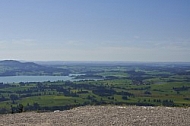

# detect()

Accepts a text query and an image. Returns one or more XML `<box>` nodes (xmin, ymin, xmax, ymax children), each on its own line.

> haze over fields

<box><xmin>0</xmin><ymin>0</ymin><xmax>190</xmax><ymax>62</ymax></box>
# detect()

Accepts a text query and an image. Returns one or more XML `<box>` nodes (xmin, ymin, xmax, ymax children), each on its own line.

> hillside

<box><xmin>0</xmin><ymin>60</ymin><xmax>70</xmax><ymax>76</ymax></box>
<box><xmin>0</xmin><ymin>106</ymin><xmax>189</xmax><ymax>126</ymax></box>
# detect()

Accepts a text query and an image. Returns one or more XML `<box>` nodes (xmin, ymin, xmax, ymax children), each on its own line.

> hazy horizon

<box><xmin>0</xmin><ymin>0</ymin><xmax>190</xmax><ymax>62</ymax></box>
<box><xmin>1</xmin><ymin>59</ymin><xmax>190</xmax><ymax>64</ymax></box>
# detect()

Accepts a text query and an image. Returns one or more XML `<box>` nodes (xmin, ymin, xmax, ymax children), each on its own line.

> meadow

<box><xmin>0</xmin><ymin>61</ymin><xmax>190</xmax><ymax>113</ymax></box>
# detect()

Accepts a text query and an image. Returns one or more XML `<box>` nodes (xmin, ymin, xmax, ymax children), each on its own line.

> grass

<box><xmin>19</xmin><ymin>95</ymin><xmax>78</xmax><ymax>107</ymax></box>
<box><xmin>0</xmin><ymin>63</ymin><xmax>190</xmax><ymax>113</ymax></box>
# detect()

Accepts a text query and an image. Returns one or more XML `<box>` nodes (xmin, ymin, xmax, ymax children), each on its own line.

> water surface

<box><xmin>0</xmin><ymin>75</ymin><xmax>73</xmax><ymax>83</ymax></box>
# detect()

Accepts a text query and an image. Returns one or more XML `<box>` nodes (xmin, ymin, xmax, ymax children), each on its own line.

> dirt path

<box><xmin>0</xmin><ymin>106</ymin><xmax>190</xmax><ymax>126</ymax></box>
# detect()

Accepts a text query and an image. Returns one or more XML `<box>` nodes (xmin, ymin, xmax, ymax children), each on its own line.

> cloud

<box><xmin>0</xmin><ymin>39</ymin><xmax>37</xmax><ymax>50</ymax></box>
<box><xmin>11</xmin><ymin>39</ymin><xmax>37</xmax><ymax>46</ymax></box>
<box><xmin>0</xmin><ymin>37</ymin><xmax>190</xmax><ymax>62</ymax></box>
<box><xmin>152</xmin><ymin>39</ymin><xmax>190</xmax><ymax>50</ymax></box>
<box><xmin>66</xmin><ymin>40</ymin><xmax>82</xmax><ymax>46</ymax></box>
<box><xmin>133</xmin><ymin>36</ymin><xmax>140</xmax><ymax>39</ymax></box>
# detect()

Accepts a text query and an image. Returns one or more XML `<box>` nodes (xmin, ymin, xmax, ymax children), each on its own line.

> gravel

<box><xmin>0</xmin><ymin>106</ymin><xmax>190</xmax><ymax>126</ymax></box>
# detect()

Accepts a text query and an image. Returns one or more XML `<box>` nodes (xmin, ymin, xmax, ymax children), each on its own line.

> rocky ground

<box><xmin>0</xmin><ymin>106</ymin><xmax>190</xmax><ymax>126</ymax></box>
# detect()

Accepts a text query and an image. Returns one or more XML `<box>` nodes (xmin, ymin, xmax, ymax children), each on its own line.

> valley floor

<box><xmin>0</xmin><ymin>106</ymin><xmax>190</xmax><ymax>126</ymax></box>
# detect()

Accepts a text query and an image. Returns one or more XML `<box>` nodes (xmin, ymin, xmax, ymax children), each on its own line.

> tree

<box><xmin>10</xmin><ymin>94</ymin><xmax>19</xmax><ymax>104</ymax></box>
<box><xmin>122</xmin><ymin>96</ymin><xmax>128</xmax><ymax>100</ymax></box>
<box><xmin>16</xmin><ymin>104</ymin><xmax>24</xmax><ymax>113</ymax></box>
<box><xmin>10</xmin><ymin>94</ymin><xmax>19</xmax><ymax>100</ymax></box>
<box><xmin>33</xmin><ymin>102</ymin><xmax>40</xmax><ymax>110</ymax></box>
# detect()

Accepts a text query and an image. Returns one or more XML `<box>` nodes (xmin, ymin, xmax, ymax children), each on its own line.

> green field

<box><xmin>0</xmin><ymin>61</ymin><xmax>190</xmax><ymax>114</ymax></box>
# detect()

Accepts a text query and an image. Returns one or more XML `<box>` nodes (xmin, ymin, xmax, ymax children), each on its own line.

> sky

<box><xmin>0</xmin><ymin>0</ymin><xmax>190</xmax><ymax>62</ymax></box>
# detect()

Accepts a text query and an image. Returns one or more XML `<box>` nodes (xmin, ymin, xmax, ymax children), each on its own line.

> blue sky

<box><xmin>0</xmin><ymin>0</ymin><xmax>189</xmax><ymax>62</ymax></box>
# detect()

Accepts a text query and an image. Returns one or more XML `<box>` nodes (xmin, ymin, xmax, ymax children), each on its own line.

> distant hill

<box><xmin>0</xmin><ymin>60</ymin><xmax>70</xmax><ymax>76</ymax></box>
<box><xmin>0</xmin><ymin>60</ymin><xmax>42</xmax><ymax>68</ymax></box>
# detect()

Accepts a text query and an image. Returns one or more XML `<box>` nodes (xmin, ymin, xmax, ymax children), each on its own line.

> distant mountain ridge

<box><xmin>0</xmin><ymin>60</ymin><xmax>42</xmax><ymax>68</ymax></box>
<box><xmin>0</xmin><ymin>60</ymin><xmax>69</xmax><ymax>76</ymax></box>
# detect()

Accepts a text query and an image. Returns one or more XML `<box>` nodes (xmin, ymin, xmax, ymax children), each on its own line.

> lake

<box><xmin>0</xmin><ymin>75</ymin><xmax>76</xmax><ymax>83</ymax></box>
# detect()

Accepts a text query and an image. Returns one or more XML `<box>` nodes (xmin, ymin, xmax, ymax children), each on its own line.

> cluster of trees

<box><xmin>137</xmin><ymin>99</ymin><xmax>175</xmax><ymax>107</ymax></box>
<box><xmin>126</xmin><ymin>70</ymin><xmax>153</xmax><ymax>85</ymax></box>
<box><xmin>173</xmin><ymin>86</ymin><xmax>190</xmax><ymax>91</ymax></box>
